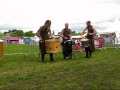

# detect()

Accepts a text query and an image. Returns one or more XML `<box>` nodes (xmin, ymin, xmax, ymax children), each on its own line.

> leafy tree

<box><xmin>58</xmin><ymin>32</ymin><xmax>61</xmax><ymax>35</ymax></box>
<box><xmin>12</xmin><ymin>29</ymin><xmax>17</xmax><ymax>32</ymax></box>
<box><xmin>0</xmin><ymin>33</ymin><xmax>4</xmax><ymax>37</ymax></box>
<box><xmin>24</xmin><ymin>31</ymin><xmax>35</xmax><ymax>37</ymax></box>
<box><xmin>10</xmin><ymin>30</ymin><xmax>24</xmax><ymax>37</ymax></box>
<box><xmin>3</xmin><ymin>32</ymin><xmax>8</xmax><ymax>35</ymax></box>
<box><xmin>72</xmin><ymin>31</ymin><xmax>76</xmax><ymax>35</ymax></box>
<box><xmin>4</xmin><ymin>29</ymin><xmax>35</xmax><ymax>37</ymax></box>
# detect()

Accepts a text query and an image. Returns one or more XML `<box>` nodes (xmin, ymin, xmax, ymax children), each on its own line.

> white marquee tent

<box><xmin>99</xmin><ymin>18</ymin><xmax>120</xmax><ymax>44</ymax></box>
<box><xmin>99</xmin><ymin>18</ymin><xmax>120</xmax><ymax>35</ymax></box>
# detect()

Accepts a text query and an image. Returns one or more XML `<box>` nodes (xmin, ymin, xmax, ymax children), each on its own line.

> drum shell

<box><xmin>81</xmin><ymin>39</ymin><xmax>89</xmax><ymax>47</ymax></box>
<box><xmin>45</xmin><ymin>39</ymin><xmax>61</xmax><ymax>53</ymax></box>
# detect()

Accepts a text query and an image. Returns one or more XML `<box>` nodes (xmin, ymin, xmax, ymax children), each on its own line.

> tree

<box><xmin>24</xmin><ymin>31</ymin><xmax>35</xmax><ymax>37</ymax></box>
<box><xmin>0</xmin><ymin>33</ymin><xmax>4</xmax><ymax>37</ymax></box>
<box><xmin>3</xmin><ymin>32</ymin><xmax>8</xmax><ymax>35</ymax></box>
<box><xmin>12</xmin><ymin>29</ymin><xmax>17</xmax><ymax>32</ymax></box>
<box><xmin>72</xmin><ymin>31</ymin><xmax>76</xmax><ymax>35</ymax></box>
<box><xmin>10</xmin><ymin>30</ymin><xmax>24</xmax><ymax>37</ymax></box>
<box><xmin>58</xmin><ymin>32</ymin><xmax>61</xmax><ymax>35</ymax></box>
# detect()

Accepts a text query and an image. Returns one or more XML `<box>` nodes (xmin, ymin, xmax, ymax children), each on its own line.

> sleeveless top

<box><xmin>86</xmin><ymin>26</ymin><xmax>94</xmax><ymax>39</ymax></box>
<box><xmin>62</xmin><ymin>28</ymin><xmax>71</xmax><ymax>39</ymax></box>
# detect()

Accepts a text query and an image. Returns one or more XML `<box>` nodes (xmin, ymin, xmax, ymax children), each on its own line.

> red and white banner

<box><xmin>94</xmin><ymin>38</ymin><xmax>104</xmax><ymax>48</ymax></box>
<box><xmin>72</xmin><ymin>38</ymin><xmax>83</xmax><ymax>51</ymax></box>
<box><xmin>72</xmin><ymin>37</ymin><xmax>104</xmax><ymax>51</ymax></box>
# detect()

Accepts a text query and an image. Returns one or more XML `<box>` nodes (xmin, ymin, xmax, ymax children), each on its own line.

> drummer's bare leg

<box><xmin>50</xmin><ymin>53</ymin><xmax>54</xmax><ymax>61</ymax></box>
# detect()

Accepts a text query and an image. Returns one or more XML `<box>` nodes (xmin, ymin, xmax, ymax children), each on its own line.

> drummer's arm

<box><xmin>68</xmin><ymin>29</ymin><xmax>72</xmax><ymax>37</ymax></box>
<box><xmin>60</xmin><ymin>30</ymin><xmax>64</xmax><ymax>38</ymax></box>
<box><xmin>94</xmin><ymin>28</ymin><xmax>97</xmax><ymax>35</ymax></box>
<box><xmin>82</xmin><ymin>27</ymin><xmax>87</xmax><ymax>34</ymax></box>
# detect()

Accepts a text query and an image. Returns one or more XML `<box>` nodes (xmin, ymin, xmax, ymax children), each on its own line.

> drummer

<box><xmin>60</xmin><ymin>23</ymin><xmax>72</xmax><ymax>58</ymax></box>
<box><xmin>82</xmin><ymin>21</ymin><xmax>97</xmax><ymax>52</ymax></box>
<box><xmin>60</xmin><ymin>23</ymin><xmax>72</xmax><ymax>41</ymax></box>
<box><xmin>36</xmin><ymin>20</ymin><xmax>54</xmax><ymax>62</ymax></box>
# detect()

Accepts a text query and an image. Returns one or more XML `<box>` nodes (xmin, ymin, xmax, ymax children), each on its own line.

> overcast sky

<box><xmin>0</xmin><ymin>0</ymin><xmax>120</xmax><ymax>33</ymax></box>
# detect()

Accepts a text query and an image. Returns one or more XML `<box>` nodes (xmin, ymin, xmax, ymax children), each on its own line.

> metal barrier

<box><xmin>4</xmin><ymin>43</ymin><xmax>39</xmax><ymax>57</ymax></box>
<box><xmin>72</xmin><ymin>37</ymin><xmax>120</xmax><ymax>51</ymax></box>
<box><xmin>1</xmin><ymin>36</ymin><xmax>120</xmax><ymax>59</ymax></box>
<box><xmin>103</xmin><ymin>37</ymin><xmax>120</xmax><ymax>49</ymax></box>
<box><xmin>1</xmin><ymin>36</ymin><xmax>40</xmax><ymax>57</ymax></box>
<box><xmin>72</xmin><ymin>37</ymin><xmax>105</xmax><ymax>51</ymax></box>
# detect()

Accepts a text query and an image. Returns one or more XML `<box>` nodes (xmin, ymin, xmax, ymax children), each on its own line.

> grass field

<box><xmin>0</xmin><ymin>44</ymin><xmax>120</xmax><ymax>90</ymax></box>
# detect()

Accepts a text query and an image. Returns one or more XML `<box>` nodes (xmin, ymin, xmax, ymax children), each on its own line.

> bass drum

<box><xmin>45</xmin><ymin>39</ymin><xmax>61</xmax><ymax>53</ymax></box>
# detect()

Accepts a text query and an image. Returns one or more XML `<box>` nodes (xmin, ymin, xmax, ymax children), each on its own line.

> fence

<box><xmin>4</xmin><ymin>43</ymin><xmax>39</xmax><ymax>57</ymax></box>
<box><xmin>0</xmin><ymin>36</ymin><xmax>40</xmax><ymax>57</ymax></box>
<box><xmin>1</xmin><ymin>35</ymin><xmax>120</xmax><ymax>58</ymax></box>
<box><xmin>72</xmin><ymin>37</ymin><xmax>105</xmax><ymax>51</ymax></box>
<box><xmin>103</xmin><ymin>37</ymin><xmax>120</xmax><ymax>49</ymax></box>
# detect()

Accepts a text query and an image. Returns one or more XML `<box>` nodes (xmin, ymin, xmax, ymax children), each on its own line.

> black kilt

<box><xmin>62</xmin><ymin>40</ymin><xmax>73</xmax><ymax>57</ymax></box>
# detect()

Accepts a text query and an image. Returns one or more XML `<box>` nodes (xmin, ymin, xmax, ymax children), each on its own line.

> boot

<box><xmin>85</xmin><ymin>47</ymin><xmax>88</xmax><ymax>58</ymax></box>
<box><xmin>89</xmin><ymin>47</ymin><xmax>92</xmax><ymax>57</ymax></box>
<box><xmin>64</xmin><ymin>55</ymin><xmax>66</xmax><ymax>59</ymax></box>
<box><xmin>85</xmin><ymin>52</ymin><xmax>88</xmax><ymax>58</ymax></box>
<box><xmin>50</xmin><ymin>54</ymin><xmax>54</xmax><ymax>61</ymax></box>
<box><xmin>89</xmin><ymin>50</ymin><xmax>92</xmax><ymax>57</ymax></box>
<box><xmin>41</xmin><ymin>54</ymin><xmax>45</xmax><ymax>62</ymax></box>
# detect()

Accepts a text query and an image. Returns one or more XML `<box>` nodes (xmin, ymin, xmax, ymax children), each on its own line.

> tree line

<box><xmin>0</xmin><ymin>29</ymin><xmax>36</xmax><ymax>37</ymax></box>
<box><xmin>0</xmin><ymin>29</ymin><xmax>81</xmax><ymax>38</ymax></box>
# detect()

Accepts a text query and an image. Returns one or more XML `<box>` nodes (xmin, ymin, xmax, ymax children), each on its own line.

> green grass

<box><xmin>4</xmin><ymin>44</ymin><xmax>39</xmax><ymax>54</ymax></box>
<box><xmin>104</xmin><ymin>43</ymin><xmax>118</xmax><ymax>48</ymax></box>
<box><xmin>0</xmin><ymin>44</ymin><xmax>120</xmax><ymax>90</ymax></box>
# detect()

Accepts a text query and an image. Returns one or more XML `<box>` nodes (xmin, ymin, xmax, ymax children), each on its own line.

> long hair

<box><xmin>42</xmin><ymin>20</ymin><xmax>51</xmax><ymax>31</ymax></box>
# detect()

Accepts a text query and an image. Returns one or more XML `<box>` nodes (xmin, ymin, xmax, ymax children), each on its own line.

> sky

<box><xmin>0</xmin><ymin>0</ymin><xmax>120</xmax><ymax>34</ymax></box>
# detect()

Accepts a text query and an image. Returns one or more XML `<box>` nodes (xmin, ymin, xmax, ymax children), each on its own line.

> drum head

<box><xmin>81</xmin><ymin>38</ymin><xmax>89</xmax><ymax>41</ymax></box>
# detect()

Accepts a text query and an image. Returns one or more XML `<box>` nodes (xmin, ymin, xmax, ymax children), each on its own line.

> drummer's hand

<box><xmin>61</xmin><ymin>35</ymin><xmax>64</xmax><ymax>38</ymax></box>
<box><xmin>88</xmin><ymin>33</ymin><xmax>93</xmax><ymax>35</ymax></box>
<box><xmin>64</xmin><ymin>37</ymin><xmax>67</xmax><ymax>39</ymax></box>
<box><xmin>49</xmin><ymin>35</ymin><xmax>52</xmax><ymax>38</ymax></box>
<box><xmin>68</xmin><ymin>34</ymin><xmax>71</xmax><ymax>37</ymax></box>
<box><xmin>81</xmin><ymin>32</ymin><xmax>84</xmax><ymax>35</ymax></box>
